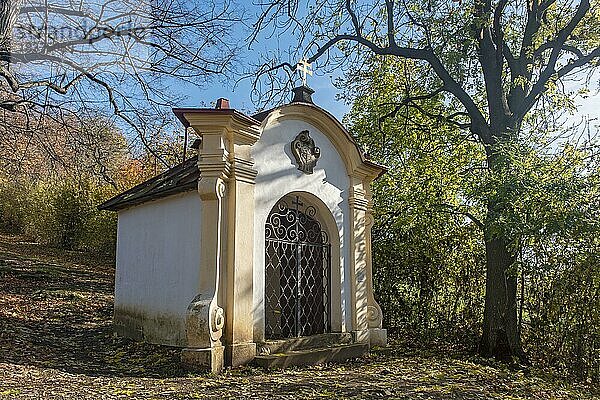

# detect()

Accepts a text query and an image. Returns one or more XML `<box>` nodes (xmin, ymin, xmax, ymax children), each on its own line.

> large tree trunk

<box><xmin>479</xmin><ymin>138</ymin><xmax>524</xmax><ymax>361</ymax></box>
<box><xmin>480</xmin><ymin>229</ymin><xmax>521</xmax><ymax>360</ymax></box>
<box><xmin>0</xmin><ymin>0</ymin><xmax>23</xmax><ymax>60</ymax></box>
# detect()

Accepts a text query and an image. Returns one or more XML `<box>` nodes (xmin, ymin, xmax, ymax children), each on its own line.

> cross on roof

<box><xmin>297</xmin><ymin>58</ymin><xmax>313</xmax><ymax>87</ymax></box>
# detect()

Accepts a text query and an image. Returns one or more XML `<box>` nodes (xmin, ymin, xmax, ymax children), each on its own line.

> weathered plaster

<box><xmin>111</xmin><ymin>101</ymin><xmax>386</xmax><ymax>372</ymax></box>
<box><xmin>114</xmin><ymin>191</ymin><xmax>202</xmax><ymax>346</ymax></box>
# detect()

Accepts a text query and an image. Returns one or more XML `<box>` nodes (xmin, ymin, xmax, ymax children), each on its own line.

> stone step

<box><xmin>253</xmin><ymin>342</ymin><xmax>368</xmax><ymax>369</ymax></box>
<box><xmin>256</xmin><ymin>332</ymin><xmax>354</xmax><ymax>355</ymax></box>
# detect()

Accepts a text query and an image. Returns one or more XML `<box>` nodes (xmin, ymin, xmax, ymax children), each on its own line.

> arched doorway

<box><xmin>264</xmin><ymin>193</ymin><xmax>331</xmax><ymax>339</ymax></box>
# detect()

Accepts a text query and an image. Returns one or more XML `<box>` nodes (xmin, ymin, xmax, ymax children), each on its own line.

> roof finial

<box><xmin>297</xmin><ymin>58</ymin><xmax>313</xmax><ymax>87</ymax></box>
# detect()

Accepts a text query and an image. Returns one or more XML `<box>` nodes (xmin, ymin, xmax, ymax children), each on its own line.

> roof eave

<box><xmin>98</xmin><ymin>182</ymin><xmax>197</xmax><ymax>212</ymax></box>
<box><xmin>172</xmin><ymin>108</ymin><xmax>260</xmax><ymax>128</ymax></box>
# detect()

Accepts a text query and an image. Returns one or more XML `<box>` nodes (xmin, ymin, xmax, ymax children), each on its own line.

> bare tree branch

<box><xmin>519</xmin><ymin>0</ymin><xmax>592</xmax><ymax>118</ymax></box>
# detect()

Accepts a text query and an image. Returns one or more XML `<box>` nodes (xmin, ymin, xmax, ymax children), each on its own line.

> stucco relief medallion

<box><xmin>291</xmin><ymin>130</ymin><xmax>321</xmax><ymax>174</ymax></box>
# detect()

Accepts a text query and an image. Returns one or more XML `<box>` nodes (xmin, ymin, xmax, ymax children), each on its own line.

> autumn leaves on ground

<box><xmin>0</xmin><ymin>234</ymin><xmax>597</xmax><ymax>399</ymax></box>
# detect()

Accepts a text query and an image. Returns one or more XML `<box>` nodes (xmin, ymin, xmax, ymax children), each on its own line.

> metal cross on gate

<box><xmin>297</xmin><ymin>58</ymin><xmax>313</xmax><ymax>86</ymax></box>
<box><xmin>291</xmin><ymin>196</ymin><xmax>303</xmax><ymax>209</ymax></box>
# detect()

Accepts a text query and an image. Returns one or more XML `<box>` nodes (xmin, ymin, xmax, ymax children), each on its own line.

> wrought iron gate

<box><xmin>264</xmin><ymin>195</ymin><xmax>331</xmax><ymax>339</ymax></box>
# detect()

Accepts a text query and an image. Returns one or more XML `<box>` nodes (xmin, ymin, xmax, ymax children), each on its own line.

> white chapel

<box><xmin>99</xmin><ymin>85</ymin><xmax>387</xmax><ymax>372</ymax></box>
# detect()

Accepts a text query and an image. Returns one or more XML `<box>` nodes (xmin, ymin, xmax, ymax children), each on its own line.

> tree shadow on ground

<box><xmin>0</xmin><ymin>236</ymin><xmax>187</xmax><ymax>378</ymax></box>
<box><xmin>1</xmin><ymin>235</ymin><xmax>598</xmax><ymax>399</ymax></box>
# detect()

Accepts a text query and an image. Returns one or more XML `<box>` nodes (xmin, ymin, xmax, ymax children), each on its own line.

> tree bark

<box><xmin>0</xmin><ymin>0</ymin><xmax>22</xmax><ymax>57</ymax></box>
<box><xmin>469</xmin><ymin>109</ymin><xmax>525</xmax><ymax>360</ymax></box>
<box><xmin>479</xmin><ymin>143</ymin><xmax>523</xmax><ymax>361</ymax></box>
<box><xmin>480</xmin><ymin>229</ymin><xmax>521</xmax><ymax>360</ymax></box>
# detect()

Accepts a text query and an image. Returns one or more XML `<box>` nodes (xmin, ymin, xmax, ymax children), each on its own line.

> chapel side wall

<box><xmin>114</xmin><ymin>191</ymin><xmax>202</xmax><ymax>347</ymax></box>
<box><xmin>251</xmin><ymin>118</ymin><xmax>352</xmax><ymax>342</ymax></box>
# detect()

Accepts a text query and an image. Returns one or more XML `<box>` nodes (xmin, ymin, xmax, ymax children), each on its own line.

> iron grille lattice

<box><xmin>265</xmin><ymin>195</ymin><xmax>331</xmax><ymax>339</ymax></box>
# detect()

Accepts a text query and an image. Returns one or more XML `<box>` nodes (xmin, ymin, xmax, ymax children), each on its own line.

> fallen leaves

<box><xmin>0</xmin><ymin>234</ymin><xmax>598</xmax><ymax>399</ymax></box>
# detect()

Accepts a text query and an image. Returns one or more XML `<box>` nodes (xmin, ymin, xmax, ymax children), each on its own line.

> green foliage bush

<box><xmin>488</xmin><ymin>139</ymin><xmax>600</xmax><ymax>381</ymax></box>
<box><xmin>371</xmin><ymin>187</ymin><xmax>486</xmax><ymax>345</ymax></box>
<box><xmin>342</xmin><ymin>56</ymin><xmax>487</xmax><ymax>346</ymax></box>
<box><xmin>0</xmin><ymin>179</ymin><xmax>117</xmax><ymax>254</ymax></box>
<box><xmin>524</xmin><ymin>232</ymin><xmax>600</xmax><ymax>381</ymax></box>
<box><xmin>342</xmin><ymin>55</ymin><xmax>600</xmax><ymax>382</ymax></box>
<box><xmin>0</xmin><ymin>182</ymin><xmax>31</xmax><ymax>234</ymax></box>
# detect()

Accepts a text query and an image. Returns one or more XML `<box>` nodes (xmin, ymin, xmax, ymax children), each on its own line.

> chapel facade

<box><xmin>99</xmin><ymin>86</ymin><xmax>387</xmax><ymax>372</ymax></box>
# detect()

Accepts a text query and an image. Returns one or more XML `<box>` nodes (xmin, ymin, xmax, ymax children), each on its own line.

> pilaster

<box><xmin>363</xmin><ymin>184</ymin><xmax>387</xmax><ymax>347</ymax></box>
<box><xmin>175</xmin><ymin>108</ymin><xmax>260</xmax><ymax>372</ymax></box>
<box><xmin>182</xmin><ymin>129</ymin><xmax>229</xmax><ymax>373</ymax></box>
<box><xmin>348</xmin><ymin>173</ymin><xmax>387</xmax><ymax>347</ymax></box>
<box><xmin>224</xmin><ymin>141</ymin><xmax>259</xmax><ymax>366</ymax></box>
<box><xmin>348</xmin><ymin>176</ymin><xmax>370</xmax><ymax>343</ymax></box>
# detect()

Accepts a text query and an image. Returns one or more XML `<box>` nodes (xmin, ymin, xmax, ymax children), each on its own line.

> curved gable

<box><xmin>257</xmin><ymin>103</ymin><xmax>384</xmax><ymax>180</ymax></box>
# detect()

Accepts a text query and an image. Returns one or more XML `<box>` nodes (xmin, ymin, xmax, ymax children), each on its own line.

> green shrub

<box><xmin>0</xmin><ymin>181</ymin><xmax>31</xmax><ymax>233</ymax></box>
<box><xmin>22</xmin><ymin>182</ymin><xmax>55</xmax><ymax>244</ymax></box>
<box><xmin>524</xmin><ymin>238</ymin><xmax>600</xmax><ymax>382</ymax></box>
<box><xmin>0</xmin><ymin>178</ymin><xmax>117</xmax><ymax>254</ymax></box>
<box><xmin>53</xmin><ymin>182</ymin><xmax>87</xmax><ymax>249</ymax></box>
<box><xmin>81</xmin><ymin>184</ymin><xmax>118</xmax><ymax>254</ymax></box>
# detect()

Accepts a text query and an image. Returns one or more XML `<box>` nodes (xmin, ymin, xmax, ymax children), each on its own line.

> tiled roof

<box><xmin>98</xmin><ymin>156</ymin><xmax>200</xmax><ymax>211</ymax></box>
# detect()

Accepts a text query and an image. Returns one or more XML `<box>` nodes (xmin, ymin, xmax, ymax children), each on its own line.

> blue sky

<box><xmin>172</xmin><ymin>1</ymin><xmax>351</xmax><ymax>121</ymax></box>
<box><xmin>180</xmin><ymin>53</ymin><xmax>598</xmax><ymax>129</ymax></box>
<box><xmin>174</xmin><ymin>2</ymin><xmax>599</xmax><ymax>129</ymax></box>
<box><xmin>186</xmin><ymin>72</ymin><xmax>349</xmax><ymax>120</ymax></box>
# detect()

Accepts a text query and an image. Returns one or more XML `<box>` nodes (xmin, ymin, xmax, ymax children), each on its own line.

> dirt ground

<box><xmin>0</xmin><ymin>234</ymin><xmax>598</xmax><ymax>399</ymax></box>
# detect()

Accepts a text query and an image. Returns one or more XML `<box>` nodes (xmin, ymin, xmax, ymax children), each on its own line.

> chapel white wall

<box><xmin>252</xmin><ymin>118</ymin><xmax>352</xmax><ymax>341</ymax></box>
<box><xmin>114</xmin><ymin>191</ymin><xmax>202</xmax><ymax>346</ymax></box>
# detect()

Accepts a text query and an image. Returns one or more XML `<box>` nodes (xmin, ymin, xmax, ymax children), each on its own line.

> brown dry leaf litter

<box><xmin>0</xmin><ymin>234</ymin><xmax>598</xmax><ymax>399</ymax></box>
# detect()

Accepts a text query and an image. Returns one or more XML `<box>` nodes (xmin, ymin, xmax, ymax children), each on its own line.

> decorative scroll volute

<box><xmin>186</xmin><ymin>295</ymin><xmax>225</xmax><ymax>347</ymax></box>
<box><xmin>265</xmin><ymin>196</ymin><xmax>329</xmax><ymax>245</ymax></box>
<box><xmin>210</xmin><ymin>306</ymin><xmax>225</xmax><ymax>341</ymax></box>
<box><xmin>291</xmin><ymin>130</ymin><xmax>321</xmax><ymax>174</ymax></box>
